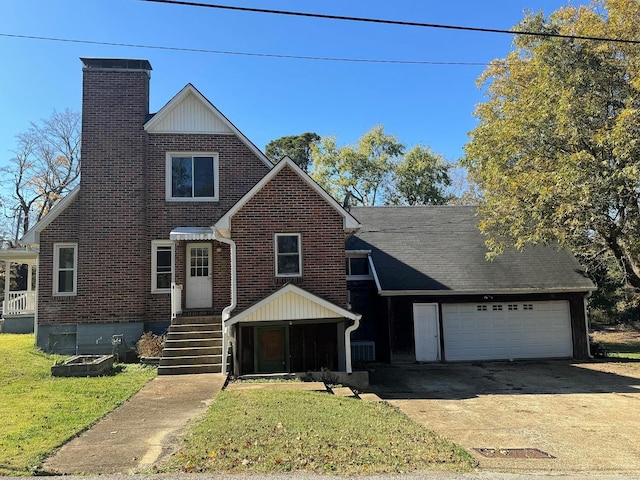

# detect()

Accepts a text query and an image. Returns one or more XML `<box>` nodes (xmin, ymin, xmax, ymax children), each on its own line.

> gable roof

<box><xmin>144</xmin><ymin>83</ymin><xmax>272</xmax><ymax>169</ymax></box>
<box><xmin>227</xmin><ymin>283</ymin><xmax>361</xmax><ymax>327</ymax></box>
<box><xmin>21</xmin><ymin>186</ymin><xmax>80</xmax><ymax>245</ymax></box>
<box><xmin>347</xmin><ymin>206</ymin><xmax>595</xmax><ymax>295</ymax></box>
<box><xmin>214</xmin><ymin>157</ymin><xmax>361</xmax><ymax>236</ymax></box>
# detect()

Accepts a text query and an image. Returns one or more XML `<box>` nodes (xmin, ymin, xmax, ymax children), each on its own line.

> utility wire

<box><xmin>140</xmin><ymin>0</ymin><xmax>640</xmax><ymax>45</ymax></box>
<box><xmin>0</xmin><ymin>33</ymin><xmax>487</xmax><ymax>65</ymax></box>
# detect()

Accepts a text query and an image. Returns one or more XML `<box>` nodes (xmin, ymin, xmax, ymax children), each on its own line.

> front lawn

<box><xmin>591</xmin><ymin>326</ymin><xmax>640</xmax><ymax>359</ymax></box>
<box><xmin>0</xmin><ymin>334</ymin><xmax>155</xmax><ymax>475</ymax></box>
<box><xmin>162</xmin><ymin>388</ymin><xmax>474</xmax><ymax>475</ymax></box>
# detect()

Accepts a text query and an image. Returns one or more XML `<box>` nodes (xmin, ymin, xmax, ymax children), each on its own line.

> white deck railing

<box><xmin>171</xmin><ymin>283</ymin><xmax>183</xmax><ymax>319</ymax></box>
<box><xmin>2</xmin><ymin>291</ymin><xmax>36</xmax><ymax>316</ymax></box>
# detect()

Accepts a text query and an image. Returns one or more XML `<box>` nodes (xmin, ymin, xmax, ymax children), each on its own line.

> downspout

<box><xmin>34</xmin><ymin>256</ymin><xmax>39</xmax><ymax>345</ymax></box>
<box><xmin>213</xmin><ymin>230</ymin><xmax>237</xmax><ymax>375</ymax></box>
<box><xmin>344</xmin><ymin>315</ymin><xmax>361</xmax><ymax>374</ymax></box>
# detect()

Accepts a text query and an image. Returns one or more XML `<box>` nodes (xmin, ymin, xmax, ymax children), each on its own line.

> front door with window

<box><xmin>185</xmin><ymin>243</ymin><xmax>212</xmax><ymax>309</ymax></box>
<box><xmin>255</xmin><ymin>326</ymin><xmax>289</xmax><ymax>373</ymax></box>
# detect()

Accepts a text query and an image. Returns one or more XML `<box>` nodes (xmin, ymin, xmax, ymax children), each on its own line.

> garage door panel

<box><xmin>442</xmin><ymin>301</ymin><xmax>572</xmax><ymax>361</ymax></box>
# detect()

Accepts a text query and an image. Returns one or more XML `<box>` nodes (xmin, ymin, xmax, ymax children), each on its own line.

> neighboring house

<box><xmin>0</xmin><ymin>248</ymin><xmax>37</xmax><ymax>333</ymax></box>
<box><xmin>13</xmin><ymin>57</ymin><xmax>595</xmax><ymax>376</ymax></box>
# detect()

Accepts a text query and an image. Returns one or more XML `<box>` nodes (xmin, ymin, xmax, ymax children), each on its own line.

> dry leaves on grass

<box><xmin>163</xmin><ymin>389</ymin><xmax>474</xmax><ymax>475</ymax></box>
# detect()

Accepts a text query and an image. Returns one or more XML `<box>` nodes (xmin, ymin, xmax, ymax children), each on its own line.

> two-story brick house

<box><xmin>19</xmin><ymin>57</ymin><xmax>596</xmax><ymax>376</ymax></box>
<box><xmin>22</xmin><ymin>58</ymin><xmax>361</xmax><ymax>376</ymax></box>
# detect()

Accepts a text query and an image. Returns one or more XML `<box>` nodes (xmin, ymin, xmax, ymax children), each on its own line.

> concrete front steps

<box><xmin>158</xmin><ymin>314</ymin><xmax>226</xmax><ymax>375</ymax></box>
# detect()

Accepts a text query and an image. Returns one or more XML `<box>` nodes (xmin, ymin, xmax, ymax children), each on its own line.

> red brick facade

<box><xmin>232</xmin><ymin>166</ymin><xmax>348</xmax><ymax>311</ymax></box>
<box><xmin>37</xmin><ymin>61</ymin><xmax>272</xmax><ymax>327</ymax></box>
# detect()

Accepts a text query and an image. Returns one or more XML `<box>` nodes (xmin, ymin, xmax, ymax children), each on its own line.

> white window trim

<box><xmin>53</xmin><ymin>243</ymin><xmax>78</xmax><ymax>296</ymax></box>
<box><xmin>165</xmin><ymin>152</ymin><xmax>219</xmax><ymax>202</ymax></box>
<box><xmin>275</xmin><ymin>233</ymin><xmax>302</xmax><ymax>278</ymax></box>
<box><xmin>346</xmin><ymin>254</ymin><xmax>373</xmax><ymax>280</ymax></box>
<box><xmin>152</xmin><ymin>240</ymin><xmax>175</xmax><ymax>293</ymax></box>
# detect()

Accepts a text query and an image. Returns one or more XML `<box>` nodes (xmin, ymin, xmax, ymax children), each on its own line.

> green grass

<box><xmin>162</xmin><ymin>389</ymin><xmax>475</xmax><ymax>475</ymax></box>
<box><xmin>0</xmin><ymin>334</ymin><xmax>156</xmax><ymax>475</ymax></box>
<box><xmin>603</xmin><ymin>343</ymin><xmax>640</xmax><ymax>359</ymax></box>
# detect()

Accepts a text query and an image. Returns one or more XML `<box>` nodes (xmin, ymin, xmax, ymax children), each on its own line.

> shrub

<box><xmin>136</xmin><ymin>331</ymin><xmax>166</xmax><ymax>358</ymax></box>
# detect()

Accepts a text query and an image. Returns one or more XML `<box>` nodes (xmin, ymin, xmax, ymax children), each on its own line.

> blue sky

<box><xmin>1</xmin><ymin>0</ymin><xmax>590</xmax><ymax>169</ymax></box>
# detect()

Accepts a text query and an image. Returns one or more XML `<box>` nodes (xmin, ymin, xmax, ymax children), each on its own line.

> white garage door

<box><xmin>442</xmin><ymin>301</ymin><xmax>573</xmax><ymax>361</ymax></box>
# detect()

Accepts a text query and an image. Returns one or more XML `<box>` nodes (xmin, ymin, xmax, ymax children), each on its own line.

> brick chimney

<box><xmin>80</xmin><ymin>58</ymin><xmax>151</xmax><ymax>185</ymax></box>
<box><xmin>77</xmin><ymin>58</ymin><xmax>152</xmax><ymax>322</ymax></box>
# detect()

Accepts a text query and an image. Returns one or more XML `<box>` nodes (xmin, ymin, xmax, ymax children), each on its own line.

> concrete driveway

<box><xmin>368</xmin><ymin>360</ymin><xmax>640</xmax><ymax>475</ymax></box>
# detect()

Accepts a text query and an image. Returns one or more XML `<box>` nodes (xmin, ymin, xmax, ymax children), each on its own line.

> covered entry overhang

<box><xmin>228</xmin><ymin>284</ymin><xmax>361</xmax><ymax>374</ymax></box>
<box><xmin>169</xmin><ymin>226</ymin><xmax>214</xmax><ymax>241</ymax></box>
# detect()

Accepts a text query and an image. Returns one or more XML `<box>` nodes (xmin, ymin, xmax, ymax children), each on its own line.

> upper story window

<box><xmin>53</xmin><ymin>243</ymin><xmax>77</xmax><ymax>296</ymax></box>
<box><xmin>151</xmin><ymin>240</ymin><xmax>174</xmax><ymax>293</ymax></box>
<box><xmin>275</xmin><ymin>233</ymin><xmax>302</xmax><ymax>277</ymax></box>
<box><xmin>166</xmin><ymin>152</ymin><xmax>219</xmax><ymax>201</ymax></box>
<box><xmin>346</xmin><ymin>254</ymin><xmax>372</xmax><ymax>280</ymax></box>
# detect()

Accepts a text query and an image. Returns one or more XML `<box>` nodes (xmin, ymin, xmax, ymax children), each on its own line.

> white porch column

<box><xmin>34</xmin><ymin>255</ymin><xmax>39</xmax><ymax>342</ymax></box>
<box><xmin>27</xmin><ymin>262</ymin><xmax>33</xmax><ymax>293</ymax></box>
<box><xmin>3</xmin><ymin>260</ymin><xmax>9</xmax><ymax>315</ymax></box>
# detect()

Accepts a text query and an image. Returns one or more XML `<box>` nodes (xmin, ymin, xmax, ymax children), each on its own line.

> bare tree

<box><xmin>2</xmin><ymin>109</ymin><xmax>81</xmax><ymax>242</ymax></box>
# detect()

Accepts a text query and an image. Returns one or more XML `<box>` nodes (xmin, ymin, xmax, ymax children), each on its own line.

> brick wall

<box><xmin>145</xmin><ymin>133</ymin><xmax>268</xmax><ymax>238</ymax></box>
<box><xmin>72</xmin><ymin>67</ymin><xmax>150</xmax><ymax>323</ymax></box>
<box><xmin>38</xmin><ymin>200</ymin><xmax>80</xmax><ymax>325</ymax></box>
<box><xmin>144</xmin><ymin>134</ymin><xmax>268</xmax><ymax>316</ymax></box>
<box><xmin>232</xmin><ymin>165</ymin><xmax>348</xmax><ymax>310</ymax></box>
<box><xmin>38</xmin><ymin>62</ymin><xmax>270</xmax><ymax>327</ymax></box>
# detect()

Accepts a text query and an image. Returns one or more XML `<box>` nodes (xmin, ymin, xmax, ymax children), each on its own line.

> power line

<box><xmin>0</xmin><ymin>33</ymin><xmax>487</xmax><ymax>66</ymax></box>
<box><xmin>140</xmin><ymin>0</ymin><xmax>640</xmax><ymax>45</ymax></box>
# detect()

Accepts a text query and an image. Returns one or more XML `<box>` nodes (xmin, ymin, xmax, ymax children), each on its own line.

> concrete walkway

<box><xmin>42</xmin><ymin>373</ymin><xmax>226</xmax><ymax>475</ymax></box>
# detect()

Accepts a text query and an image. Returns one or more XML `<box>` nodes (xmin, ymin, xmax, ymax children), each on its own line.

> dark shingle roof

<box><xmin>347</xmin><ymin>206</ymin><xmax>595</xmax><ymax>294</ymax></box>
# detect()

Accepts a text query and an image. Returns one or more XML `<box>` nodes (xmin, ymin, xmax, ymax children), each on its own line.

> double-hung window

<box><xmin>152</xmin><ymin>241</ymin><xmax>174</xmax><ymax>293</ymax></box>
<box><xmin>166</xmin><ymin>152</ymin><xmax>219</xmax><ymax>201</ymax></box>
<box><xmin>53</xmin><ymin>243</ymin><xmax>77</xmax><ymax>296</ymax></box>
<box><xmin>275</xmin><ymin>233</ymin><xmax>301</xmax><ymax>277</ymax></box>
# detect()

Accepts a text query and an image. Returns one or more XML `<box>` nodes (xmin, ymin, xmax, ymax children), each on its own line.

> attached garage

<box><xmin>441</xmin><ymin>301</ymin><xmax>573</xmax><ymax>361</ymax></box>
<box><xmin>346</xmin><ymin>206</ymin><xmax>596</xmax><ymax>363</ymax></box>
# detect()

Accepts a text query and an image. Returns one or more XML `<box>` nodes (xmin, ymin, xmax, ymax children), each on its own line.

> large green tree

<box><xmin>386</xmin><ymin>145</ymin><xmax>452</xmax><ymax>205</ymax></box>
<box><xmin>309</xmin><ymin>126</ymin><xmax>453</xmax><ymax>206</ymax></box>
<box><xmin>265</xmin><ymin>132</ymin><xmax>320</xmax><ymax>171</ymax></box>
<box><xmin>463</xmin><ymin>0</ymin><xmax>640</xmax><ymax>292</ymax></box>
<box><xmin>310</xmin><ymin>125</ymin><xmax>404</xmax><ymax>206</ymax></box>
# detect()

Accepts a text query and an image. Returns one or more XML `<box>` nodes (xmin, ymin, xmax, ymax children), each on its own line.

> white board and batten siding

<box><xmin>147</xmin><ymin>90</ymin><xmax>234</xmax><ymax>134</ymax></box>
<box><xmin>441</xmin><ymin>300</ymin><xmax>573</xmax><ymax>361</ymax></box>
<box><xmin>239</xmin><ymin>291</ymin><xmax>344</xmax><ymax>323</ymax></box>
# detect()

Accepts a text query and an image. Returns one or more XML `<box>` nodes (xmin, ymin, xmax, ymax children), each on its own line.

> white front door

<box><xmin>413</xmin><ymin>303</ymin><xmax>441</xmax><ymax>361</ymax></box>
<box><xmin>186</xmin><ymin>243</ymin><xmax>212</xmax><ymax>309</ymax></box>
